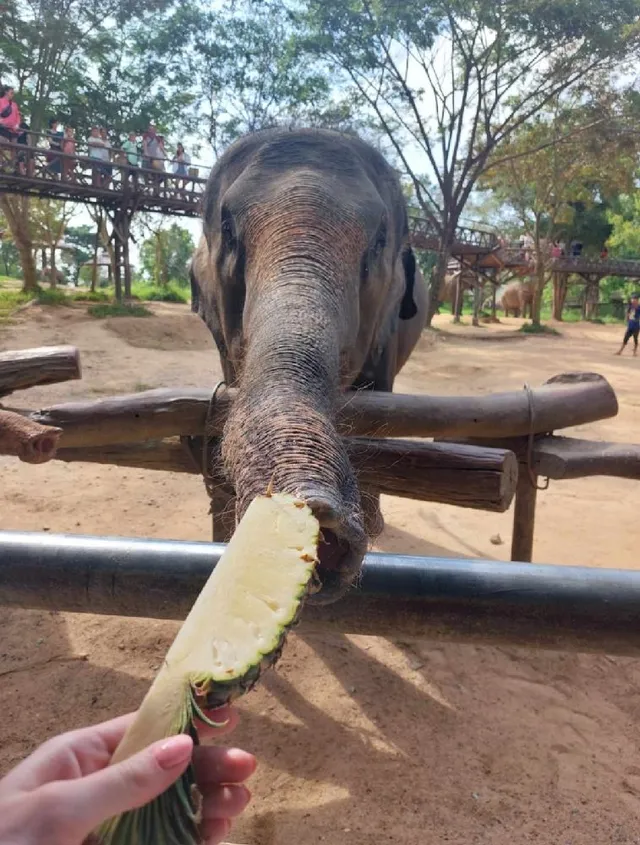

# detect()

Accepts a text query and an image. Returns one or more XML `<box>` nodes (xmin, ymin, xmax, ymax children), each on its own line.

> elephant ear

<box><xmin>399</xmin><ymin>244</ymin><xmax>418</xmax><ymax>320</ymax></box>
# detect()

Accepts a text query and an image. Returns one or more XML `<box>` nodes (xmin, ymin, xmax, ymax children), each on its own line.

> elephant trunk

<box><xmin>221</xmin><ymin>262</ymin><xmax>366</xmax><ymax>603</ymax></box>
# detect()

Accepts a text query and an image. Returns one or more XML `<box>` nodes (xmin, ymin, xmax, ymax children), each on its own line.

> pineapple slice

<box><xmin>96</xmin><ymin>492</ymin><xmax>319</xmax><ymax>845</ymax></box>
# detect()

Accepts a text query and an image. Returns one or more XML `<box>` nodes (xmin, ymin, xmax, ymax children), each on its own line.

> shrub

<box><xmin>88</xmin><ymin>303</ymin><xmax>152</xmax><ymax>319</ymax></box>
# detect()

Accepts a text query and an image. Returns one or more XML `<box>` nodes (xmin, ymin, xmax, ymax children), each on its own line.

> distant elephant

<box><xmin>39</xmin><ymin>267</ymin><xmax>65</xmax><ymax>286</ymax></box>
<box><xmin>500</xmin><ymin>280</ymin><xmax>534</xmax><ymax>318</ymax></box>
<box><xmin>190</xmin><ymin>128</ymin><xmax>428</xmax><ymax>602</ymax></box>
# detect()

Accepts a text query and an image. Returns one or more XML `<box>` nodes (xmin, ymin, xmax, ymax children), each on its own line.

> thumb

<box><xmin>66</xmin><ymin>734</ymin><xmax>194</xmax><ymax>836</ymax></box>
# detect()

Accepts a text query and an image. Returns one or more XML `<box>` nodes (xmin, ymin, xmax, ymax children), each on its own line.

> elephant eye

<box><xmin>373</xmin><ymin>226</ymin><xmax>387</xmax><ymax>255</ymax></box>
<box><xmin>220</xmin><ymin>206</ymin><xmax>236</xmax><ymax>250</ymax></box>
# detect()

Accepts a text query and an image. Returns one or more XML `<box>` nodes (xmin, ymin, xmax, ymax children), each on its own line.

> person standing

<box><xmin>61</xmin><ymin>126</ymin><xmax>76</xmax><ymax>181</ymax></box>
<box><xmin>122</xmin><ymin>130</ymin><xmax>140</xmax><ymax>185</ymax></box>
<box><xmin>615</xmin><ymin>293</ymin><xmax>640</xmax><ymax>357</ymax></box>
<box><xmin>88</xmin><ymin>126</ymin><xmax>110</xmax><ymax>187</ymax></box>
<box><xmin>46</xmin><ymin>118</ymin><xmax>64</xmax><ymax>177</ymax></box>
<box><xmin>0</xmin><ymin>86</ymin><xmax>21</xmax><ymax>141</ymax></box>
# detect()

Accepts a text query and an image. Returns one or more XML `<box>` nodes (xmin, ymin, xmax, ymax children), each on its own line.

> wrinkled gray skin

<box><xmin>190</xmin><ymin>128</ymin><xmax>427</xmax><ymax>602</ymax></box>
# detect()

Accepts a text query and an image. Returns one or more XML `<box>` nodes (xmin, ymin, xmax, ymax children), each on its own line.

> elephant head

<box><xmin>191</xmin><ymin>129</ymin><xmax>420</xmax><ymax>602</ymax></box>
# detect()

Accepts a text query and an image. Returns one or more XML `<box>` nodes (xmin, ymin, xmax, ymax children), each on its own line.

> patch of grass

<box><xmin>36</xmin><ymin>287</ymin><xmax>71</xmax><ymax>306</ymax></box>
<box><xmin>131</xmin><ymin>281</ymin><xmax>189</xmax><ymax>304</ymax></box>
<box><xmin>133</xmin><ymin>381</ymin><xmax>156</xmax><ymax>393</ymax></box>
<box><xmin>0</xmin><ymin>289</ymin><xmax>33</xmax><ymax>322</ymax></box>
<box><xmin>88</xmin><ymin>302</ymin><xmax>152</xmax><ymax>319</ymax></box>
<box><xmin>72</xmin><ymin>289</ymin><xmax>111</xmax><ymax>303</ymax></box>
<box><xmin>519</xmin><ymin>322</ymin><xmax>560</xmax><ymax>336</ymax></box>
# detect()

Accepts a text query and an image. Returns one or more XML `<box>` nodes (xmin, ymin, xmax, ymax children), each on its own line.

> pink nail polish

<box><xmin>155</xmin><ymin>735</ymin><xmax>193</xmax><ymax>769</ymax></box>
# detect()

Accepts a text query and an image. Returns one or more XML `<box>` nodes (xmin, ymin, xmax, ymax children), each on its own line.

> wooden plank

<box><xmin>24</xmin><ymin>372</ymin><xmax>618</xmax><ymax>447</ymax></box>
<box><xmin>54</xmin><ymin>437</ymin><xmax>519</xmax><ymax>513</ymax></box>
<box><xmin>0</xmin><ymin>346</ymin><xmax>81</xmax><ymax>397</ymax></box>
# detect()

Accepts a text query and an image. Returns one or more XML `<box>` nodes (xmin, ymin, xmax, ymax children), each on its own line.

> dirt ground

<box><xmin>1</xmin><ymin>302</ymin><xmax>640</xmax><ymax>844</ymax></box>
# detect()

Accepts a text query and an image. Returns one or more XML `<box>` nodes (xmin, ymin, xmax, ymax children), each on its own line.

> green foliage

<box><xmin>131</xmin><ymin>281</ymin><xmax>189</xmax><ymax>303</ymax></box>
<box><xmin>0</xmin><ymin>289</ymin><xmax>33</xmax><ymax>322</ymax></box>
<box><xmin>140</xmin><ymin>224</ymin><xmax>194</xmax><ymax>286</ymax></box>
<box><xmin>607</xmin><ymin>193</ymin><xmax>640</xmax><ymax>258</ymax></box>
<box><xmin>71</xmin><ymin>289</ymin><xmax>111</xmax><ymax>302</ymax></box>
<box><xmin>185</xmin><ymin>1</ymin><xmax>340</xmax><ymax>152</ymax></box>
<box><xmin>0</xmin><ymin>0</ymin><xmax>190</xmax><ymax>136</ymax></box>
<box><xmin>36</xmin><ymin>287</ymin><xmax>70</xmax><ymax>306</ymax></box>
<box><xmin>88</xmin><ymin>303</ymin><xmax>152</xmax><ymax>319</ymax></box>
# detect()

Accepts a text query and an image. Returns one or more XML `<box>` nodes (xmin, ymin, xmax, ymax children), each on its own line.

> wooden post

<box><xmin>121</xmin><ymin>211</ymin><xmax>132</xmax><ymax>301</ymax></box>
<box><xmin>453</xmin><ymin>274</ymin><xmax>462</xmax><ymax>323</ymax></box>
<box><xmin>113</xmin><ymin>236</ymin><xmax>122</xmax><ymax>303</ymax></box>
<box><xmin>511</xmin><ymin>468</ymin><xmax>537</xmax><ymax>562</ymax></box>
<box><xmin>491</xmin><ymin>285</ymin><xmax>497</xmax><ymax>321</ymax></box>
<box><xmin>472</xmin><ymin>277</ymin><xmax>481</xmax><ymax>327</ymax></box>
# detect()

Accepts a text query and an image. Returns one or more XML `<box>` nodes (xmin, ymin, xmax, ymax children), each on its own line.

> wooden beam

<box><xmin>54</xmin><ymin>437</ymin><xmax>519</xmax><ymax>513</ymax></box>
<box><xmin>0</xmin><ymin>346</ymin><xmax>81</xmax><ymax>397</ymax></box>
<box><xmin>24</xmin><ymin>372</ymin><xmax>618</xmax><ymax>447</ymax></box>
<box><xmin>437</xmin><ymin>435</ymin><xmax>640</xmax><ymax>482</ymax></box>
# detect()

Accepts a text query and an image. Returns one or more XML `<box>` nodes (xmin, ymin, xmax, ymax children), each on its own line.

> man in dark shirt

<box><xmin>616</xmin><ymin>293</ymin><xmax>640</xmax><ymax>357</ymax></box>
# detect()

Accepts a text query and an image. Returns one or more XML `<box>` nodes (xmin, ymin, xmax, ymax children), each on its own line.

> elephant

<box><xmin>499</xmin><ymin>280</ymin><xmax>534</xmax><ymax>318</ymax></box>
<box><xmin>190</xmin><ymin>127</ymin><xmax>427</xmax><ymax>603</ymax></box>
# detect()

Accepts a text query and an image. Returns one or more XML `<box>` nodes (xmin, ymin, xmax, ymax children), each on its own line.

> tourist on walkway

<box><xmin>154</xmin><ymin>134</ymin><xmax>167</xmax><ymax>171</ymax></box>
<box><xmin>46</xmin><ymin>118</ymin><xmax>63</xmax><ymax>177</ymax></box>
<box><xmin>172</xmin><ymin>142</ymin><xmax>190</xmax><ymax>177</ymax></box>
<box><xmin>0</xmin><ymin>87</ymin><xmax>29</xmax><ymax>174</ymax></box>
<box><xmin>142</xmin><ymin>123</ymin><xmax>161</xmax><ymax>170</ymax></box>
<box><xmin>61</xmin><ymin>126</ymin><xmax>76</xmax><ymax>181</ymax></box>
<box><xmin>87</xmin><ymin>126</ymin><xmax>112</xmax><ymax>188</ymax></box>
<box><xmin>0</xmin><ymin>86</ymin><xmax>22</xmax><ymax>141</ymax></box>
<box><xmin>122</xmin><ymin>130</ymin><xmax>140</xmax><ymax>168</ymax></box>
<box><xmin>615</xmin><ymin>293</ymin><xmax>640</xmax><ymax>357</ymax></box>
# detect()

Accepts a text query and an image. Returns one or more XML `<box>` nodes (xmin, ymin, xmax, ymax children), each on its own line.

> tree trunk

<box><xmin>49</xmin><ymin>247</ymin><xmax>57</xmax><ymax>288</ymax></box>
<box><xmin>453</xmin><ymin>274</ymin><xmax>462</xmax><ymax>323</ymax></box>
<box><xmin>425</xmin><ymin>246</ymin><xmax>451</xmax><ymax>327</ymax></box>
<box><xmin>552</xmin><ymin>273</ymin><xmax>567</xmax><ymax>321</ymax></box>
<box><xmin>0</xmin><ymin>196</ymin><xmax>38</xmax><ymax>292</ymax></box>
<box><xmin>472</xmin><ymin>278</ymin><xmax>481</xmax><ymax>327</ymax></box>
<box><xmin>91</xmin><ymin>215</ymin><xmax>100</xmax><ymax>293</ymax></box>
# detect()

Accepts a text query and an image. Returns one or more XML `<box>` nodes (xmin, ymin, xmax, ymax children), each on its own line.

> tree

<box><xmin>480</xmin><ymin>102</ymin><xmax>637</xmax><ymax>323</ymax></box>
<box><xmin>607</xmin><ymin>194</ymin><xmax>640</xmax><ymax>260</ymax></box>
<box><xmin>0</xmin><ymin>0</ymin><xmax>192</xmax><ymax>291</ymax></box>
<box><xmin>140</xmin><ymin>222</ymin><xmax>194</xmax><ymax>286</ymax></box>
<box><xmin>298</xmin><ymin>0</ymin><xmax>640</xmax><ymax>323</ymax></box>
<box><xmin>182</xmin><ymin>1</ymin><xmax>338</xmax><ymax>155</ymax></box>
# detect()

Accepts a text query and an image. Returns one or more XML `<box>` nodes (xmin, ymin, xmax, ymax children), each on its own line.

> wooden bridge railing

<box><xmin>407</xmin><ymin>212</ymin><xmax>499</xmax><ymax>252</ymax></box>
<box><xmin>0</xmin><ymin>139</ymin><xmax>209</xmax><ymax>216</ymax></box>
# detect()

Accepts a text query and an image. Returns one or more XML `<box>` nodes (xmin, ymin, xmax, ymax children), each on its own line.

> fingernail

<box><xmin>155</xmin><ymin>735</ymin><xmax>193</xmax><ymax>769</ymax></box>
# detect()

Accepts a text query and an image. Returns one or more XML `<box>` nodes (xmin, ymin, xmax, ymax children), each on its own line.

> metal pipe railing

<box><xmin>1</xmin><ymin>530</ymin><xmax>640</xmax><ymax>655</ymax></box>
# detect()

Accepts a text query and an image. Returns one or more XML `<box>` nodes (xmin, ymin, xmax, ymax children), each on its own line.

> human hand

<box><xmin>0</xmin><ymin>705</ymin><xmax>255</xmax><ymax>845</ymax></box>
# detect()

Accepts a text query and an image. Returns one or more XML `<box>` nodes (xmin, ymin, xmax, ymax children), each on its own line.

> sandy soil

<box><xmin>1</xmin><ymin>303</ymin><xmax>640</xmax><ymax>844</ymax></box>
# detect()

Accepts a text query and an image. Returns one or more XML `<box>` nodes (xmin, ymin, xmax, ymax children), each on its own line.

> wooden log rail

<box><xmin>23</xmin><ymin>372</ymin><xmax>618</xmax><ymax>447</ymax></box>
<box><xmin>0</xmin><ymin>345</ymin><xmax>81</xmax><ymax>398</ymax></box>
<box><xmin>2</xmin><ymin>345</ymin><xmax>636</xmax><ymax>565</ymax></box>
<box><xmin>53</xmin><ymin>437</ymin><xmax>519</xmax><ymax>513</ymax></box>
